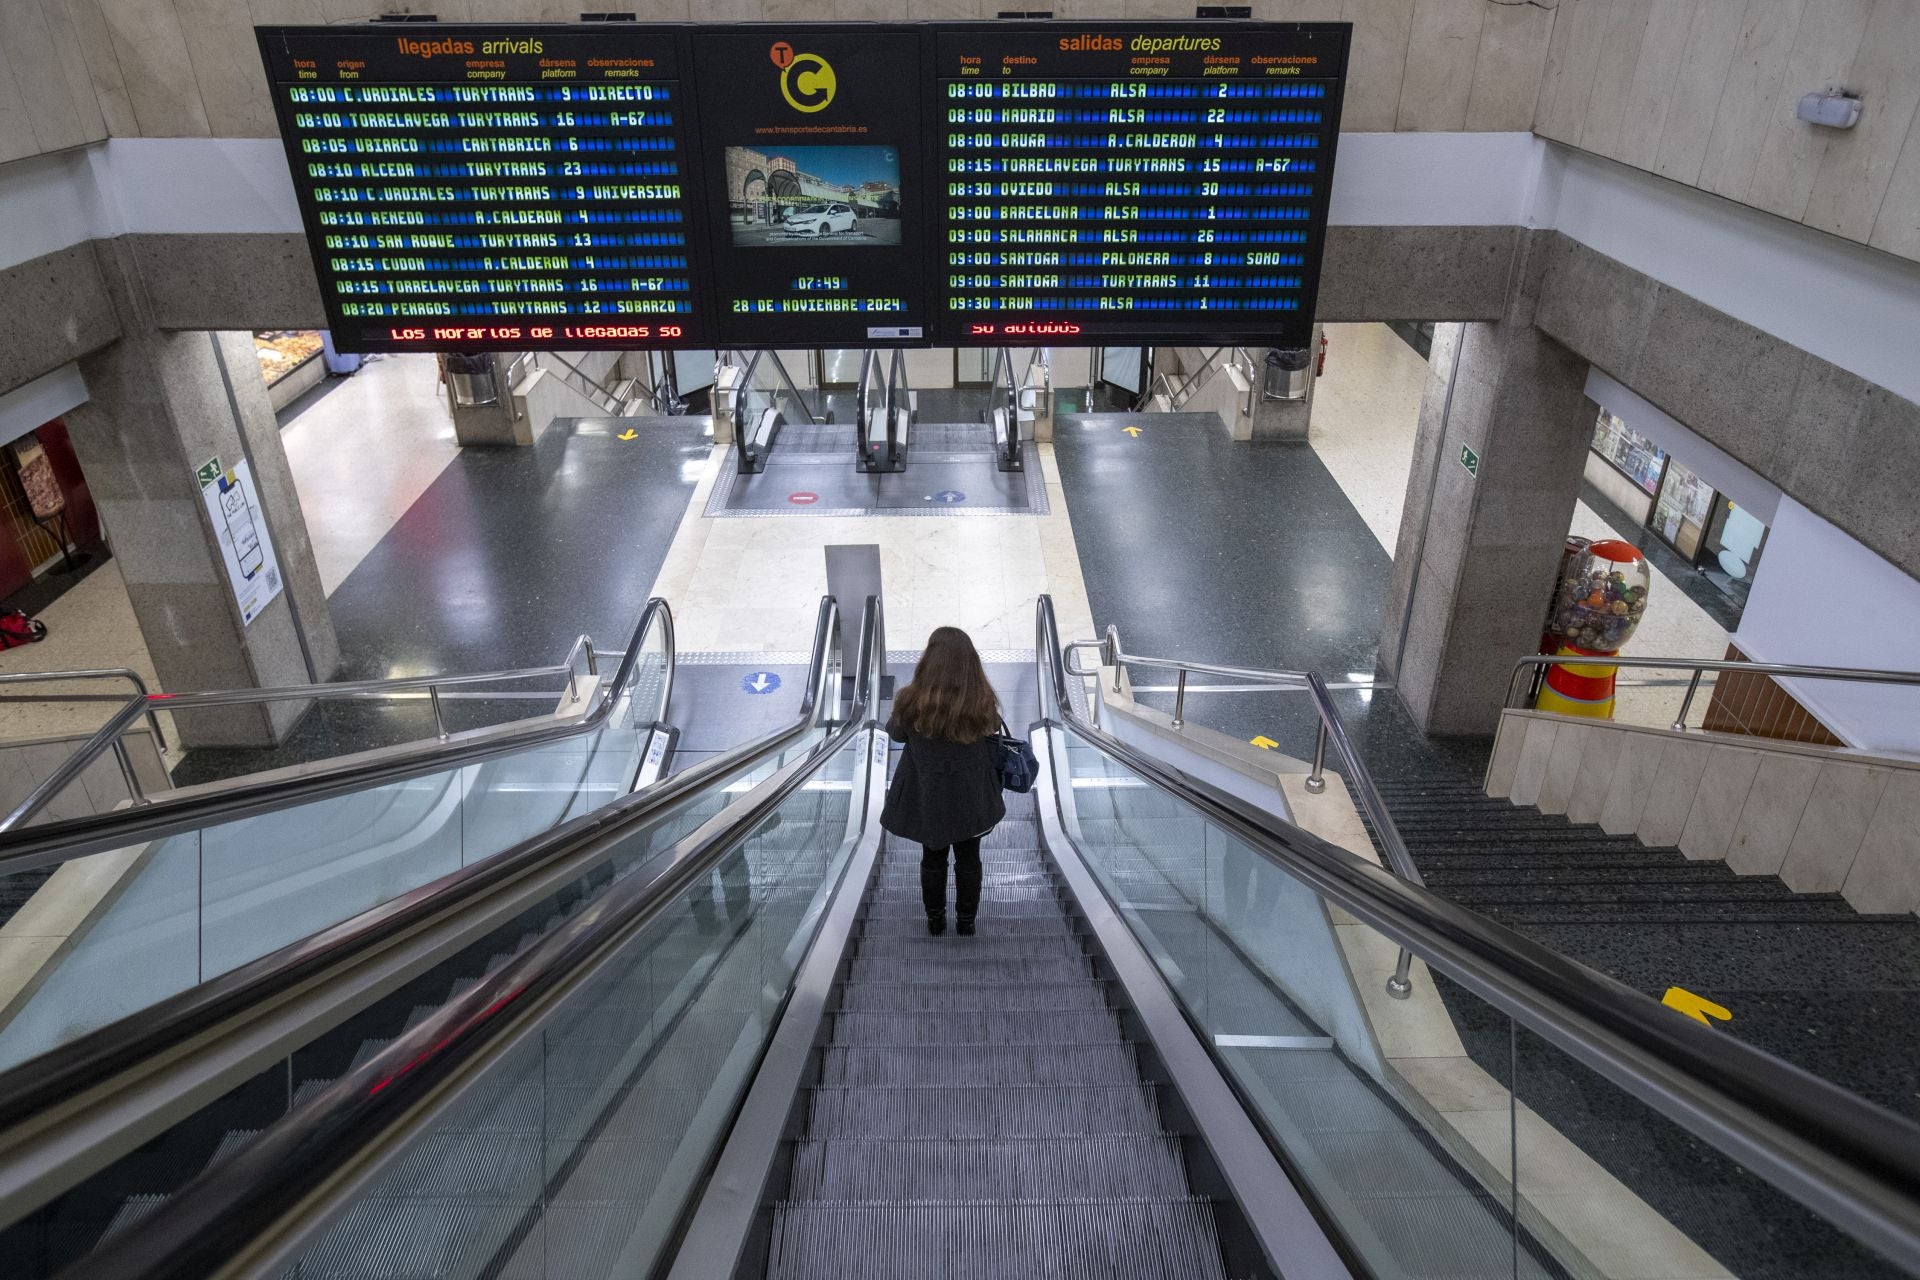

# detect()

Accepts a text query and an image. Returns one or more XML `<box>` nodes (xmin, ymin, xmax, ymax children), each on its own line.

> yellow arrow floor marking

<box><xmin>1661</xmin><ymin>986</ymin><xmax>1731</xmax><ymax>1026</ymax></box>
<box><xmin>617</xmin><ymin>428</ymin><xmax>639</xmax><ymax>441</ymax></box>
<box><xmin>1123</xmin><ymin>426</ymin><xmax>1144</xmax><ymax>438</ymax></box>
<box><xmin>1250</xmin><ymin>736</ymin><xmax>1278</xmax><ymax>750</ymax></box>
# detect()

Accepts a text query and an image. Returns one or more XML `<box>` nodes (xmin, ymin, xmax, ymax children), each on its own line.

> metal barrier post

<box><xmin>428</xmin><ymin>685</ymin><xmax>448</xmax><ymax>741</ymax></box>
<box><xmin>1305</xmin><ymin>722</ymin><xmax>1327</xmax><ymax>794</ymax></box>
<box><xmin>110</xmin><ymin>739</ymin><xmax>143</xmax><ymax>805</ymax></box>
<box><xmin>1673</xmin><ymin>668</ymin><xmax>1704</xmax><ymax>732</ymax></box>
<box><xmin>1172</xmin><ymin>669</ymin><xmax>1187</xmax><ymax>728</ymax></box>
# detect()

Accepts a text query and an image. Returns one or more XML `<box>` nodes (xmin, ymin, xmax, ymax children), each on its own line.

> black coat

<box><xmin>880</xmin><ymin>714</ymin><xmax>1005</xmax><ymax>849</ymax></box>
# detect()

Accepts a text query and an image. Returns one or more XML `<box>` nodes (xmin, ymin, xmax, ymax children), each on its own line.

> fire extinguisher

<box><xmin>1315</xmin><ymin>332</ymin><xmax>1328</xmax><ymax>377</ymax></box>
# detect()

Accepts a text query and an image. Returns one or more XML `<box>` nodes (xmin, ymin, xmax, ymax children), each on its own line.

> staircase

<box><xmin>1372</xmin><ymin>770</ymin><xmax>1920</xmax><ymax>1280</ymax></box>
<box><xmin>764</xmin><ymin>791</ymin><xmax>1243</xmax><ymax>1279</ymax></box>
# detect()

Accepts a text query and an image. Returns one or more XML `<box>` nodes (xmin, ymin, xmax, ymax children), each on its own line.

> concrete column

<box><xmin>62</xmin><ymin>241</ymin><xmax>339</xmax><ymax>747</ymax></box>
<box><xmin>1380</xmin><ymin>242</ymin><xmax>1593</xmax><ymax>737</ymax></box>
<box><xmin>1246</xmin><ymin>327</ymin><xmax>1323</xmax><ymax>441</ymax></box>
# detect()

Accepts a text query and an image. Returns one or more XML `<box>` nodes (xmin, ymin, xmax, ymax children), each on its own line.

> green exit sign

<box><xmin>1459</xmin><ymin>443</ymin><xmax>1479</xmax><ymax>478</ymax></box>
<box><xmin>196</xmin><ymin>456</ymin><xmax>222</xmax><ymax>487</ymax></box>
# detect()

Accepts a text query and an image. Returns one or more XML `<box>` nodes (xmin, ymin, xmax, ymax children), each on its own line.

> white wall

<box><xmin>1734</xmin><ymin>497</ymin><xmax>1920</xmax><ymax>757</ymax></box>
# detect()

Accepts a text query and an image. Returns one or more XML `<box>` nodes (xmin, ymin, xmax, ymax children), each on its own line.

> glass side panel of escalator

<box><xmin>256</xmin><ymin>729</ymin><xmax>867</xmax><ymax>1280</ymax></box>
<box><xmin>0</xmin><ymin>649</ymin><xmax>675</xmax><ymax>1072</ymax></box>
<box><xmin>1048</xmin><ymin>727</ymin><xmax>1906</xmax><ymax>1280</ymax></box>
<box><xmin>0</xmin><ymin>726</ymin><xmax>850</xmax><ymax>1279</ymax></box>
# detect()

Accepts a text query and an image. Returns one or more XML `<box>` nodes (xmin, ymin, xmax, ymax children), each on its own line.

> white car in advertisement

<box><xmin>784</xmin><ymin>203</ymin><xmax>857</xmax><ymax>236</ymax></box>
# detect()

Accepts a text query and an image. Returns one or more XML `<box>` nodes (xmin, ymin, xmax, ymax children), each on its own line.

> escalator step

<box><xmin>786</xmin><ymin>1135</ymin><xmax>1193</xmax><ymax>1200</ymax></box>
<box><xmin>836</xmin><ymin>980</ymin><xmax>1117</xmax><ymax>1014</ymax></box>
<box><xmin>853</xmin><ymin>934</ymin><xmax>1089</xmax><ymax>960</ymax></box>
<box><xmin>802</xmin><ymin>1083</ymin><xmax>1169</xmax><ymax>1139</ymax></box>
<box><xmin>818</xmin><ymin>1043</ymin><xmax>1141</xmax><ymax>1087</ymax></box>
<box><xmin>765</xmin><ymin>1197</ymin><xmax>1232</xmax><ymax>1280</ymax></box>
<box><xmin>827</xmin><ymin>1009</ymin><xmax>1123</xmax><ymax>1045</ymax></box>
<box><xmin>846</xmin><ymin>954</ymin><xmax>1094</xmax><ymax>983</ymax></box>
<box><xmin>855</xmin><ymin>915</ymin><xmax>1079</xmax><ymax>938</ymax></box>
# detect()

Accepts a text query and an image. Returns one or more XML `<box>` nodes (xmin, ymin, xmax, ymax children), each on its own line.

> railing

<box><xmin>0</xmin><ymin>669</ymin><xmax>168</xmax><ymax>752</ymax></box>
<box><xmin>854</xmin><ymin>349</ymin><xmax>883</xmax><ymax>465</ymax></box>
<box><xmin>534</xmin><ymin>350</ymin><xmax>629</xmax><ymax>417</ymax></box>
<box><xmin>1035</xmin><ymin>596</ymin><xmax>1920</xmax><ymax>1275</ymax></box>
<box><xmin>40</xmin><ymin>595</ymin><xmax>885</xmax><ymax>1280</ymax></box>
<box><xmin>0</xmin><ymin>601</ymin><xmax>674</xmax><ymax>867</ymax></box>
<box><xmin>1062</xmin><ymin>623</ymin><xmax>1419</xmax><ymax>999</ymax></box>
<box><xmin>1504</xmin><ymin>653</ymin><xmax>1920</xmax><ymax>738</ymax></box>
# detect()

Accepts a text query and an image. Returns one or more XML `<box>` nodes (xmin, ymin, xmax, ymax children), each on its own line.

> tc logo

<box><xmin>771</xmin><ymin>43</ymin><xmax>835</xmax><ymax>113</ymax></box>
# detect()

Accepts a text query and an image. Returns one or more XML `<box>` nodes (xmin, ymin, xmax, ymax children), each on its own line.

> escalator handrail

<box><xmin>0</xmin><ymin>600</ymin><xmax>675</xmax><ymax>872</ymax></box>
<box><xmin>854</xmin><ymin>348</ymin><xmax>879</xmax><ymax>458</ymax></box>
<box><xmin>1034</xmin><ymin>595</ymin><xmax>1920</xmax><ymax>1269</ymax></box>
<box><xmin>56</xmin><ymin>595</ymin><xmax>885</xmax><ymax>1280</ymax></box>
<box><xmin>0</xmin><ymin>597</ymin><xmax>838</xmax><ymax>1142</ymax></box>
<box><xmin>884</xmin><ymin>348</ymin><xmax>909</xmax><ymax>468</ymax></box>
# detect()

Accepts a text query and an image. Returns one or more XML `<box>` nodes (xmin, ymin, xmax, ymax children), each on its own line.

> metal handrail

<box><xmin>0</xmin><ymin>668</ymin><xmax>167</xmax><ymax>751</ymax></box>
<box><xmin>536</xmin><ymin>350</ymin><xmax>628</xmax><ymax>415</ymax></box>
<box><xmin>1506</xmin><ymin>653</ymin><xmax>1920</xmax><ymax>734</ymax></box>
<box><xmin>1035</xmin><ymin>596</ymin><xmax>1920</xmax><ymax>1272</ymax></box>
<box><xmin>1064</xmin><ymin>624</ymin><xmax>1419</xmax><ymax>999</ymax></box>
<box><xmin>56</xmin><ymin>596</ymin><xmax>885</xmax><ymax>1280</ymax></box>
<box><xmin>0</xmin><ymin>598</ymin><xmax>838</xmax><ymax>1193</ymax></box>
<box><xmin>0</xmin><ymin>601</ymin><xmax>674</xmax><ymax>868</ymax></box>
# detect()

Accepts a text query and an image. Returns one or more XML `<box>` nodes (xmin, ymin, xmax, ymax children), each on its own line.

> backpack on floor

<box><xmin>0</xmin><ymin>610</ymin><xmax>47</xmax><ymax>650</ymax></box>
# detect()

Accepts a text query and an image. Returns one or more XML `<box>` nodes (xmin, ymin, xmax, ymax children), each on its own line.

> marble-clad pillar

<box><xmin>62</xmin><ymin>240</ymin><xmax>339</xmax><ymax>747</ymax></box>
<box><xmin>1379</xmin><ymin>236</ymin><xmax>1593</xmax><ymax>737</ymax></box>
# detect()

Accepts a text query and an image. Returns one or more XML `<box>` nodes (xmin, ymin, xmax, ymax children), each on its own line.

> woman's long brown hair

<box><xmin>892</xmin><ymin>626</ymin><xmax>1001</xmax><ymax>743</ymax></box>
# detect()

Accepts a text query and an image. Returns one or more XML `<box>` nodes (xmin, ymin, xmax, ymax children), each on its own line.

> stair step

<box><xmin>785</xmin><ymin>1136</ymin><xmax>1192</xmax><ymax>1201</ymax></box>
<box><xmin>1421</xmin><ymin>864</ymin><xmax>1746</xmax><ymax>885</ymax></box>
<box><xmin>802</xmin><ymin>1084</ymin><xmax>1167</xmax><ymax>1139</ymax></box>
<box><xmin>765</xmin><ymin>1198</ymin><xmax>1231</xmax><ymax>1280</ymax></box>
<box><xmin>1439</xmin><ymin>880</ymin><xmax>1808</xmax><ymax>905</ymax></box>
<box><xmin>1480</xmin><ymin>901</ymin><xmax>1872</xmax><ymax>925</ymax></box>
<box><xmin>827</xmin><ymin>1009</ymin><xmax>1122</xmax><ymax>1045</ymax></box>
<box><xmin>818</xmin><ymin>1043</ymin><xmax>1141</xmax><ymax>1087</ymax></box>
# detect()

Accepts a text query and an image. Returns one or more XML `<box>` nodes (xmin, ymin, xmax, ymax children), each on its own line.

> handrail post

<box><xmin>428</xmin><ymin>684</ymin><xmax>448</xmax><ymax>741</ymax></box>
<box><xmin>1673</xmin><ymin>668</ymin><xmax>1703</xmax><ymax>732</ymax></box>
<box><xmin>584</xmin><ymin>638</ymin><xmax>599</xmax><ymax>677</ymax></box>
<box><xmin>1171</xmin><ymin>668</ymin><xmax>1187</xmax><ymax>729</ymax></box>
<box><xmin>110</xmin><ymin>739</ymin><xmax>144</xmax><ymax>806</ymax></box>
<box><xmin>1387</xmin><ymin>950</ymin><xmax>1413</xmax><ymax>1000</ymax></box>
<box><xmin>1305</xmin><ymin>721</ymin><xmax>1328</xmax><ymax>794</ymax></box>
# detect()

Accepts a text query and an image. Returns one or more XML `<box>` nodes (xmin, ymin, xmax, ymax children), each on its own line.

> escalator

<box><xmin>0</xmin><ymin>598</ymin><xmax>694</xmax><ymax>1073</ymax></box>
<box><xmin>2</xmin><ymin>597</ymin><xmax>1917</xmax><ymax>1280</ymax></box>
<box><xmin>732</xmin><ymin>350</ymin><xmax>827</xmax><ymax>475</ymax></box>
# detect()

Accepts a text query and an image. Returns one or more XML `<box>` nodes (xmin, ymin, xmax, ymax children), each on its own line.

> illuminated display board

<box><xmin>929</xmin><ymin>23</ymin><xmax>1347</xmax><ymax>347</ymax></box>
<box><xmin>256</xmin><ymin>25</ymin><xmax>711</xmax><ymax>353</ymax></box>
<box><xmin>690</xmin><ymin>27</ymin><xmax>929</xmax><ymax>348</ymax></box>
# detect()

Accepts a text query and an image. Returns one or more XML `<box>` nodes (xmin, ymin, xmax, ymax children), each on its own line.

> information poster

<box><xmin>930</xmin><ymin>23</ymin><xmax>1347</xmax><ymax>347</ymax></box>
<box><xmin>256</xmin><ymin>25</ymin><xmax>711</xmax><ymax>352</ymax></box>
<box><xmin>199</xmin><ymin>459</ymin><xmax>284</xmax><ymax>627</ymax></box>
<box><xmin>691</xmin><ymin>26</ymin><xmax>930</xmax><ymax>348</ymax></box>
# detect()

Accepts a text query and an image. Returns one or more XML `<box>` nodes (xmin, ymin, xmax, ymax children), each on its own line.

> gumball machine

<box><xmin>1535</xmin><ymin>537</ymin><xmax>1651</xmax><ymax>718</ymax></box>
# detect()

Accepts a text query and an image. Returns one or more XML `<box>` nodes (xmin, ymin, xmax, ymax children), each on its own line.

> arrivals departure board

<box><xmin>257</xmin><ymin>26</ymin><xmax>711</xmax><ymax>353</ymax></box>
<box><xmin>256</xmin><ymin>22</ymin><xmax>1349</xmax><ymax>353</ymax></box>
<box><xmin>930</xmin><ymin>23</ymin><xmax>1347</xmax><ymax>347</ymax></box>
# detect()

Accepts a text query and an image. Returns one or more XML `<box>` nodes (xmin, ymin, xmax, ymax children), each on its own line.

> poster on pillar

<box><xmin>198</xmin><ymin>459</ymin><xmax>284</xmax><ymax>627</ymax></box>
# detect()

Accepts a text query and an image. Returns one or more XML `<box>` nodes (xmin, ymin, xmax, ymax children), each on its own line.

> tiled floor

<box><xmin>280</xmin><ymin>354</ymin><xmax>462</xmax><ymax>596</ymax></box>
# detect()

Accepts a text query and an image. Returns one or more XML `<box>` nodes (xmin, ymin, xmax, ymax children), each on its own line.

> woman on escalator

<box><xmin>881</xmin><ymin>626</ymin><xmax>1006</xmax><ymax>937</ymax></box>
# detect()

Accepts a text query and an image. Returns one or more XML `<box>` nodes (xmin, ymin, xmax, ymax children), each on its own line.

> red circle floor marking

<box><xmin>788</xmin><ymin>491</ymin><xmax>819</xmax><ymax>505</ymax></box>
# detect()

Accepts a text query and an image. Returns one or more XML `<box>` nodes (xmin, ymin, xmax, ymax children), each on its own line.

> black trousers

<box><xmin>921</xmin><ymin>837</ymin><xmax>983</xmax><ymax>922</ymax></box>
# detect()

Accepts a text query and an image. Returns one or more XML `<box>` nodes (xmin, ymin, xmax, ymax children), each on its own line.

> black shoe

<box><xmin>956</xmin><ymin>917</ymin><xmax>976</xmax><ymax>936</ymax></box>
<box><xmin>927</xmin><ymin>913</ymin><xmax>946</xmax><ymax>936</ymax></box>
